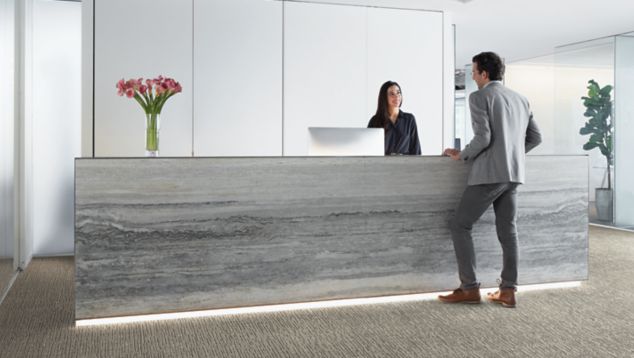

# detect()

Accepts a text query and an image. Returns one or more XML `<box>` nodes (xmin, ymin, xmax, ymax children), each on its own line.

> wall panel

<box><xmin>284</xmin><ymin>2</ymin><xmax>367</xmax><ymax>156</ymax></box>
<box><xmin>193</xmin><ymin>0</ymin><xmax>282</xmax><ymax>156</ymax></box>
<box><xmin>94</xmin><ymin>0</ymin><xmax>193</xmax><ymax>157</ymax></box>
<box><xmin>367</xmin><ymin>8</ymin><xmax>443</xmax><ymax>155</ymax></box>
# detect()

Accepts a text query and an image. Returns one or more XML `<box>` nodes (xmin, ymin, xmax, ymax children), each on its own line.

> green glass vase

<box><xmin>145</xmin><ymin>112</ymin><xmax>160</xmax><ymax>157</ymax></box>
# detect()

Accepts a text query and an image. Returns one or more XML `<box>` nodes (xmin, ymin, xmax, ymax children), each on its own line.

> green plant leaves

<box><xmin>583</xmin><ymin>142</ymin><xmax>599</xmax><ymax>150</ymax></box>
<box><xmin>579</xmin><ymin>79</ymin><xmax>613</xmax><ymax>188</ymax></box>
<box><xmin>579</xmin><ymin>126</ymin><xmax>593</xmax><ymax>135</ymax></box>
<box><xmin>599</xmin><ymin>84</ymin><xmax>613</xmax><ymax>96</ymax></box>
<box><xmin>587</xmin><ymin>79</ymin><xmax>599</xmax><ymax>97</ymax></box>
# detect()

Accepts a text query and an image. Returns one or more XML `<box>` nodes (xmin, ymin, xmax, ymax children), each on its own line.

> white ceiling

<box><xmin>515</xmin><ymin>39</ymin><xmax>615</xmax><ymax>69</ymax></box>
<box><xmin>301</xmin><ymin>0</ymin><xmax>634</xmax><ymax>67</ymax></box>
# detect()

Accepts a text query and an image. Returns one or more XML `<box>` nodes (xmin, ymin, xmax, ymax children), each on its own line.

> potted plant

<box><xmin>116</xmin><ymin>76</ymin><xmax>182</xmax><ymax>157</ymax></box>
<box><xmin>579</xmin><ymin>79</ymin><xmax>613</xmax><ymax>221</ymax></box>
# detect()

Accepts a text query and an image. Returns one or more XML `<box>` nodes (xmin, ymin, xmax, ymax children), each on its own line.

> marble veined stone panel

<box><xmin>75</xmin><ymin>156</ymin><xmax>587</xmax><ymax>319</ymax></box>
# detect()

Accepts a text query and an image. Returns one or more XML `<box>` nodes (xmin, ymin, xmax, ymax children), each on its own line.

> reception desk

<box><xmin>75</xmin><ymin>156</ymin><xmax>588</xmax><ymax>320</ymax></box>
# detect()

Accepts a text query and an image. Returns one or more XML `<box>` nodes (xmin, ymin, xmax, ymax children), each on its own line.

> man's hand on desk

<box><xmin>443</xmin><ymin>148</ymin><xmax>461</xmax><ymax>161</ymax></box>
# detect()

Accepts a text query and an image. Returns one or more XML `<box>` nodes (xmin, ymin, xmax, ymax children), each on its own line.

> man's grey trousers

<box><xmin>449</xmin><ymin>182</ymin><xmax>520</xmax><ymax>290</ymax></box>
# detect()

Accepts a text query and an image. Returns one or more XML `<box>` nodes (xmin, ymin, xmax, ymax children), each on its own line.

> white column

<box><xmin>29</xmin><ymin>0</ymin><xmax>82</xmax><ymax>255</ymax></box>
<box><xmin>0</xmin><ymin>0</ymin><xmax>16</xmax><ymax>267</ymax></box>
<box><xmin>615</xmin><ymin>34</ymin><xmax>634</xmax><ymax>226</ymax></box>
<box><xmin>81</xmin><ymin>0</ymin><xmax>93</xmax><ymax>157</ymax></box>
<box><xmin>16</xmin><ymin>0</ymin><xmax>33</xmax><ymax>268</ymax></box>
<box><xmin>442</xmin><ymin>12</ymin><xmax>455</xmax><ymax>154</ymax></box>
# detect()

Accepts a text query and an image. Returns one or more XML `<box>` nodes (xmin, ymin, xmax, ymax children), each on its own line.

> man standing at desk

<box><xmin>440</xmin><ymin>52</ymin><xmax>542</xmax><ymax>308</ymax></box>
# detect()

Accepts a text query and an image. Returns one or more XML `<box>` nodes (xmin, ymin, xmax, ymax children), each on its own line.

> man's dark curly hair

<box><xmin>472</xmin><ymin>52</ymin><xmax>505</xmax><ymax>81</ymax></box>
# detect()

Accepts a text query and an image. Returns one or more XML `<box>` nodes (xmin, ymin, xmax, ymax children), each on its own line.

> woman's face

<box><xmin>386</xmin><ymin>85</ymin><xmax>402</xmax><ymax>110</ymax></box>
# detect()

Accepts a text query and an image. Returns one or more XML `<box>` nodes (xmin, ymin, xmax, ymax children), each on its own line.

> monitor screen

<box><xmin>308</xmin><ymin>127</ymin><xmax>384</xmax><ymax>156</ymax></box>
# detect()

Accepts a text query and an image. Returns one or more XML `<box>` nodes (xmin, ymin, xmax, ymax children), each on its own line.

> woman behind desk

<box><xmin>368</xmin><ymin>81</ymin><xmax>421</xmax><ymax>155</ymax></box>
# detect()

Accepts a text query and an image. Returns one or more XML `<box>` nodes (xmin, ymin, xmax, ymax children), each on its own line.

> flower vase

<box><xmin>145</xmin><ymin>112</ymin><xmax>160</xmax><ymax>157</ymax></box>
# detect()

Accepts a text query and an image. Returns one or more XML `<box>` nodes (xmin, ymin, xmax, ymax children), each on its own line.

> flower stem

<box><xmin>146</xmin><ymin>112</ymin><xmax>159</xmax><ymax>153</ymax></box>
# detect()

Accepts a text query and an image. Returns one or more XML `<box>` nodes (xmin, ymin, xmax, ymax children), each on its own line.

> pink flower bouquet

<box><xmin>116</xmin><ymin>76</ymin><xmax>182</xmax><ymax>156</ymax></box>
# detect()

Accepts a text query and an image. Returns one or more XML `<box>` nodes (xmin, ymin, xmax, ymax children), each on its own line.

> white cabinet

<box><xmin>193</xmin><ymin>0</ymin><xmax>282</xmax><ymax>156</ymax></box>
<box><xmin>94</xmin><ymin>0</ymin><xmax>193</xmax><ymax>157</ymax></box>
<box><xmin>283</xmin><ymin>2</ymin><xmax>367</xmax><ymax>156</ymax></box>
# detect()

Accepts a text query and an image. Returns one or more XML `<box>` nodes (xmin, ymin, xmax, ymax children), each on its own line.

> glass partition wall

<box><xmin>554</xmin><ymin>37</ymin><xmax>615</xmax><ymax>225</ymax></box>
<box><xmin>554</xmin><ymin>33</ymin><xmax>634</xmax><ymax>229</ymax></box>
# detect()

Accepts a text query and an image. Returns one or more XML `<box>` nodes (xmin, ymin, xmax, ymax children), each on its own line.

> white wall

<box><xmin>0</xmin><ymin>0</ymin><xmax>16</xmax><ymax>262</ymax></box>
<box><xmin>505</xmin><ymin>63</ymin><xmax>555</xmax><ymax>155</ymax></box>
<box><xmin>193</xmin><ymin>0</ymin><xmax>282</xmax><ymax>156</ymax></box>
<box><xmin>31</xmin><ymin>0</ymin><xmax>81</xmax><ymax>255</ymax></box>
<box><xmin>86</xmin><ymin>0</ymin><xmax>449</xmax><ymax>158</ymax></box>
<box><xmin>94</xmin><ymin>0</ymin><xmax>193</xmax><ymax>157</ymax></box>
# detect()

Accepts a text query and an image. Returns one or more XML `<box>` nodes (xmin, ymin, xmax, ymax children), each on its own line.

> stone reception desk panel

<box><xmin>75</xmin><ymin>156</ymin><xmax>587</xmax><ymax>319</ymax></box>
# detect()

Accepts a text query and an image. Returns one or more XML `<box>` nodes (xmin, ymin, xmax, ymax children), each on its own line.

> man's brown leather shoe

<box><xmin>487</xmin><ymin>288</ymin><xmax>516</xmax><ymax>308</ymax></box>
<box><xmin>438</xmin><ymin>288</ymin><xmax>481</xmax><ymax>304</ymax></box>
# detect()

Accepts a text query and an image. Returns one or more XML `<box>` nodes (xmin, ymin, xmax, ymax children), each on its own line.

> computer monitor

<box><xmin>308</xmin><ymin>127</ymin><xmax>384</xmax><ymax>156</ymax></box>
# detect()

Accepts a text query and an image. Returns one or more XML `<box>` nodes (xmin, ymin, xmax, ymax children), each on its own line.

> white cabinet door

<box><xmin>193</xmin><ymin>0</ymin><xmax>282</xmax><ymax>156</ymax></box>
<box><xmin>367</xmin><ymin>8</ymin><xmax>443</xmax><ymax>156</ymax></box>
<box><xmin>94</xmin><ymin>0</ymin><xmax>193</xmax><ymax>157</ymax></box>
<box><xmin>284</xmin><ymin>2</ymin><xmax>367</xmax><ymax>156</ymax></box>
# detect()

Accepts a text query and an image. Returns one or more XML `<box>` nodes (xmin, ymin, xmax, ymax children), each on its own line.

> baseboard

<box><xmin>589</xmin><ymin>222</ymin><xmax>634</xmax><ymax>233</ymax></box>
<box><xmin>0</xmin><ymin>270</ymin><xmax>19</xmax><ymax>306</ymax></box>
<box><xmin>32</xmin><ymin>253</ymin><xmax>74</xmax><ymax>258</ymax></box>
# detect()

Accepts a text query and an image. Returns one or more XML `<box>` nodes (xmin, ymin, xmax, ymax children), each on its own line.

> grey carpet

<box><xmin>0</xmin><ymin>258</ymin><xmax>14</xmax><ymax>296</ymax></box>
<box><xmin>0</xmin><ymin>226</ymin><xmax>633</xmax><ymax>358</ymax></box>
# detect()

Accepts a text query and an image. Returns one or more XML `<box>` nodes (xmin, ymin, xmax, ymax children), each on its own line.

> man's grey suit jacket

<box><xmin>460</xmin><ymin>81</ymin><xmax>542</xmax><ymax>186</ymax></box>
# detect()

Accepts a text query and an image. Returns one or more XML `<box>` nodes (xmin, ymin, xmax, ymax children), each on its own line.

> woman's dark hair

<box><xmin>472</xmin><ymin>52</ymin><xmax>505</xmax><ymax>81</ymax></box>
<box><xmin>369</xmin><ymin>81</ymin><xmax>402</xmax><ymax>129</ymax></box>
